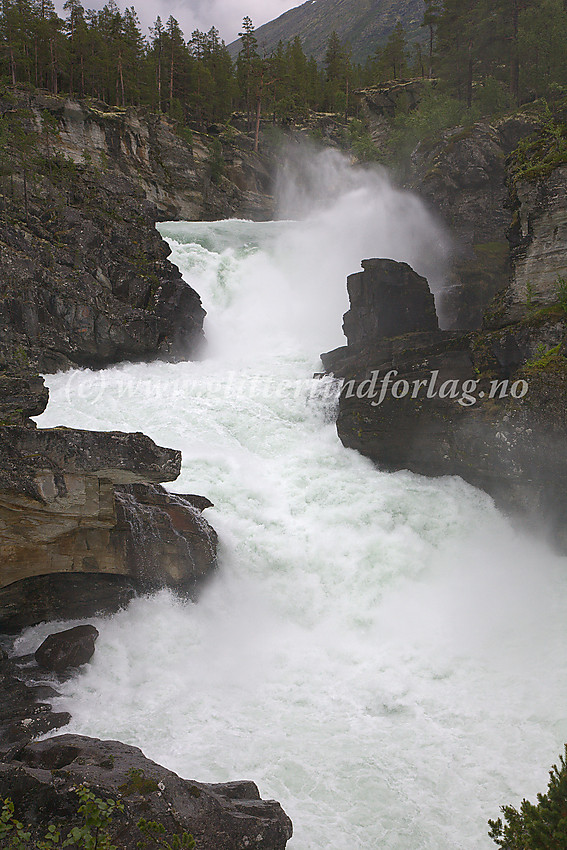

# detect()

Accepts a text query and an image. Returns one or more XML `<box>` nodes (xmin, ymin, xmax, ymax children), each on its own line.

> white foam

<box><xmin>31</xmin><ymin>176</ymin><xmax>567</xmax><ymax>850</ymax></box>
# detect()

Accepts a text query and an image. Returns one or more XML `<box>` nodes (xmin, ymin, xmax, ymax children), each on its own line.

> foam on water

<box><xmin>29</xmin><ymin>169</ymin><xmax>567</xmax><ymax>850</ymax></box>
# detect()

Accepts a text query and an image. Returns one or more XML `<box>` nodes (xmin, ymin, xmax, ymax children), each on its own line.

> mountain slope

<box><xmin>229</xmin><ymin>0</ymin><xmax>425</xmax><ymax>64</ymax></box>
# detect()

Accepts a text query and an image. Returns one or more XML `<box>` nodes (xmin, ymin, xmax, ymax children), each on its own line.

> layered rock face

<box><xmin>0</xmin><ymin>735</ymin><xmax>293</xmax><ymax>850</ymax></box>
<box><xmin>0</xmin><ymin>367</ymin><xmax>217</xmax><ymax>632</ymax></box>
<box><xmin>32</xmin><ymin>92</ymin><xmax>274</xmax><ymax>222</ymax></box>
<box><xmin>487</xmin><ymin>165</ymin><xmax>567</xmax><ymax>326</ymax></box>
<box><xmin>0</xmin><ymin>158</ymin><xmax>205</xmax><ymax>373</ymax></box>
<box><xmin>0</xmin><ymin>89</ymin><xmax>277</xmax><ymax>373</ymax></box>
<box><xmin>410</xmin><ymin>115</ymin><xmax>540</xmax><ymax>330</ymax></box>
<box><xmin>322</xmin><ymin>254</ymin><xmax>567</xmax><ymax>549</ymax></box>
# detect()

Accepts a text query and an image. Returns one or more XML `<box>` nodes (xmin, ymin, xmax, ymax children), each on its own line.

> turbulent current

<box><xmin>30</xmin><ymin>163</ymin><xmax>567</xmax><ymax>850</ymax></box>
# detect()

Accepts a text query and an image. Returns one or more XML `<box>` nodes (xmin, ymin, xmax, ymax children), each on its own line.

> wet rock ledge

<box><xmin>322</xmin><ymin>252</ymin><xmax>567</xmax><ymax>550</ymax></box>
<box><xmin>0</xmin><ymin>733</ymin><xmax>292</xmax><ymax>850</ymax></box>
<box><xmin>0</xmin><ymin>366</ymin><xmax>217</xmax><ymax>633</ymax></box>
<box><xmin>0</xmin><ymin>636</ymin><xmax>292</xmax><ymax>850</ymax></box>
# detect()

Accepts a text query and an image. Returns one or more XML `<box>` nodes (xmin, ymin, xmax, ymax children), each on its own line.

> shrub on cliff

<box><xmin>0</xmin><ymin>786</ymin><xmax>196</xmax><ymax>850</ymax></box>
<box><xmin>488</xmin><ymin>745</ymin><xmax>567</xmax><ymax>850</ymax></box>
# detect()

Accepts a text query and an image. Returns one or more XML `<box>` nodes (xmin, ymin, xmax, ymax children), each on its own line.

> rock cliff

<box><xmin>487</xmin><ymin>165</ymin><xmax>567</xmax><ymax>326</ymax></box>
<box><xmin>0</xmin><ymin>735</ymin><xmax>292</xmax><ymax>850</ymax></box>
<box><xmin>357</xmin><ymin>82</ymin><xmax>543</xmax><ymax>330</ymax></box>
<box><xmin>322</xmin><ymin>245</ymin><xmax>567</xmax><ymax>550</ymax></box>
<box><xmin>23</xmin><ymin>91</ymin><xmax>274</xmax><ymax>222</ymax></box>
<box><xmin>409</xmin><ymin>114</ymin><xmax>541</xmax><ymax>330</ymax></box>
<box><xmin>0</xmin><ymin>366</ymin><xmax>217</xmax><ymax>633</ymax></box>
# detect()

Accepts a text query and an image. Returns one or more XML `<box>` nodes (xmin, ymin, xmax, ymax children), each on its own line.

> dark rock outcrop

<box><xmin>0</xmin><ymin>367</ymin><xmax>49</xmax><ymax>427</ymax></box>
<box><xmin>322</xmin><ymin>253</ymin><xmax>567</xmax><ymax>550</ymax></box>
<box><xmin>0</xmin><ymin>735</ymin><xmax>293</xmax><ymax>850</ymax></box>
<box><xmin>34</xmin><ymin>625</ymin><xmax>99</xmax><ymax>673</ymax></box>
<box><xmin>0</xmin><ymin>166</ymin><xmax>205</xmax><ymax>373</ymax></box>
<box><xmin>0</xmin><ymin>649</ymin><xmax>71</xmax><ymax>754</ymax></box>
<box><xmin>0</xmin><ymin>365</ymin><xmax>218</xmax><ymax>633</ymax></box>
<box><xmin>342</xmin><ymin>259</ymin><xmax>439</xmax><ymax>347</ymax></box>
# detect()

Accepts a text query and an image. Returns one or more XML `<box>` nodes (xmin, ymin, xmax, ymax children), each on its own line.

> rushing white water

<box><xmin>28</xmin><ymin>169</ymin><xmax>567</xmax><ymax>850</ymax></box>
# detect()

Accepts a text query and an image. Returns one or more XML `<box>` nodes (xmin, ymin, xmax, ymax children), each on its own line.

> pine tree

<box><xmin>237</xmin><ymin>15</ymin><xmax>259</xmax><ymax>131</ymax></box>
<box><xmin>421</xmin><ymin>0</ymin><xmax>442</xmax><ymax>77</ymax></box>
<box><xmin>381</xmin><ymin>21</ymin><xmax>408</xmax><ymax>81</ymax></box>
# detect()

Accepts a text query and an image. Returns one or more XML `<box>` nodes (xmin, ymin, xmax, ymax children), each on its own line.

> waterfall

<box><xmin>27</xmin><ymin>153</ymin><xmax>567</xmax><ymax>850</ymax></box>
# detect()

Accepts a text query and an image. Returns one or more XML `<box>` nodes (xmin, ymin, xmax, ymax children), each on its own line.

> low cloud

<box><xmin>126</xmin><ymin>0</ymin><xmax>303</xmax><ymax>43</ymax></box>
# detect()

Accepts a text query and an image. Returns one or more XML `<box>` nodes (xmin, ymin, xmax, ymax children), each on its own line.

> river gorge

<box><xmin>12</xmin><ymin>168</ymin><xmax>567</xmax><ymax>850</ymax></box>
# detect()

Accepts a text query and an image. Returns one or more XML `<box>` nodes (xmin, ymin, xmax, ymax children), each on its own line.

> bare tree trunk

<box><xmin>9</xmin><ymin>46</ymin><xmax>16</xmax><ymax>86</ymax></box>
<box><xmin>170</xmin><ymin>47</ymin><xmax>174</xmax><ymax>113</ymax></box>
<box><xmin>157</xmin><ymin>42</ymin><xmax>162</xmax><ymax>112</ymax></box>
<box><xmin>118</xmin><ymin>53</ymin><xmax>125</xmax><ymax>107</ymax></box>
<box><xmin>510</xmin><ymin>0</ymin><xmax>520</xmax><ymax>104</ymax></box>
<box><xmin>50</xmin><ymin>38</ymin><xmax>58</xmax><ymax>95</ymax></box>
<box><xmin>254</xmin><ymin>95</ymin><xmax>261</xmax><ymax>152</ymax></box>
<box><xmin>69</xmin><ymin>19</ymin><xmax>74</xmax><ymax>96</ymax></box>
<box><xmin>467</xmin><ymin>41</ymin><xmax>473</xmax><ymax>109</ymax></box>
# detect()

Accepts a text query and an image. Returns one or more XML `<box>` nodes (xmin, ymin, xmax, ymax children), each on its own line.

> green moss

<box><xmin>473</xmin><ymin>241</ymin><xmax>509</xmax><ymax>260</ymax></box>
<box><xmin>519</xmin><ymin>303</ymin><xmax>566</xmax><ymax>326</ymax></box>
<box><xmin>524</xmin><ymin>343</ymin><xmax>566</xmax><ymax>372</ymax></box>
<box><xmin>118</xmin><ymin>768</ymin><xmax>159</xmax><ymax>796</ymax></box>
<box><xmin>176</xmin><ymin>125</ymin><xmax>194</xmax><ymax>149</ymax></box>
<box><xmin>509</xmin><ymin>114</ymin><xmax>567</xmax><ymax>184</ymax></box>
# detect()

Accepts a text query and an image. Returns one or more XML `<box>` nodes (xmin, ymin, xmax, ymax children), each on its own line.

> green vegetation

<box><xmin>385</xmin><ymin>89</ymin><xmax>479</xmax><ymax>164</ymax></box>
<box><xmin>432</xmin><ymin>0</ymin><xmax>567</xmax><ymax>109</ymax></box>
<box><xmin>119</xmin><ymin>768</ymin><xmax>159</xmax><ymax>796</ymax></box>
<box><xmin>556</xmin><ymin>277</ymin><xmax>567</xmax><ymax>312</ymax></box>
<box><xmin>137</xmin><ymin>820</ymin><xmax>196</xmax><ymax>850</ymax></box>
<box><xmin>0</xmin><ymin>785</ymin><xmax>123</xmax><ymax>849</ymax></box>
<box><xmin>347</xmin><ymin>119</ymin><xmax>379</xmax><ymax>162</ymax></box>
<box><xmin>0</xmin><ymin>785</ymin><xmax>196</xmax><ymax>850</ymax></box>
<box><xmin>524</xmin><ymin>342</ymin><xmax>566</xmax><ymax>371</ymax></box>
<box><xmin>207</xmin><ymin>138</ymin><xmax>224</xmax><ymax>184</ymax></box>
<box><xmin>489</xmin><ymin>745</ymin><xmax>567</xmax><ymax>849</ymax></box>
<box><xmin>510</xmin><ymin>112</ymin><xmax>567</xmax><ymax>183</ymax></box>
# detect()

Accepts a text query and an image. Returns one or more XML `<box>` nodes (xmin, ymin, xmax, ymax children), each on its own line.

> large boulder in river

<box><xmin>342</xmin><ymin>259</ymin><xmax>439</xmax><ymax>349</ymax></box>
<box><xmin>322</xmin><ymin>252</ymin><xmax>567</xmax><ymax>551</ymax></box>
<box><xmin>35</xmin><ymin>625</ymin><xmax>99</xmax><ymax>673</ymax></box>
<box><xmin>0</xmin><ymin>735</ymin><xmax>293</xmax><ymax>850</ymax></box>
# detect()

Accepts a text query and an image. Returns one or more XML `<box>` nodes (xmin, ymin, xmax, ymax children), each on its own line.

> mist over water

<box><xmin>30</xmin><ymin>150</ymin><xmax>567</xmax><ymax>850</ymax></box>
<box><xmin>275</xmin><ymin>143</ymin><xmax>452</xmax><ymax>326</ymax></box>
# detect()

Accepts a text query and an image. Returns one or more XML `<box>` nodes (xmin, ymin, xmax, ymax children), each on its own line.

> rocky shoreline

<box><xmin>1</xmin><ymin>80</ymin><xmax>566</xmax><ymax>846</ymax></box>
<box><xmin>0</xmin><ymin>633</ymin><xmax>293</xmax><ymax>849</ymax></box>
<box><xmin>322</xmin><ymin>177</ymin><xmax>567</xmax><ymax>552</ymax></box>
<box><xmin>0</xmin><ymin>89</ymin><xmax>293</xmax><ymax>846</ymax></box>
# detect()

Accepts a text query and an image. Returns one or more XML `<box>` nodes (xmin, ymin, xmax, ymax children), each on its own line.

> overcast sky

<box><xmin>125</xmin><ymin>0</ymin><xmax>304</xmax><ymax>44</ymax></box>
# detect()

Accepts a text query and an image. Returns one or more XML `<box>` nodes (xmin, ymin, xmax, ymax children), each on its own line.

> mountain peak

<box><xmin>229</xmin><ymin>0</ymin><xmax>425</xmax><ymax>64</ymax></box>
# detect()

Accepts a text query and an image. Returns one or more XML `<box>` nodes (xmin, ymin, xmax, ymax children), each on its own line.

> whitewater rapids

<box><xmin>28</xmin><ymin>161</ymin><xmax>567</xmax><ymax>850</ymax></box>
